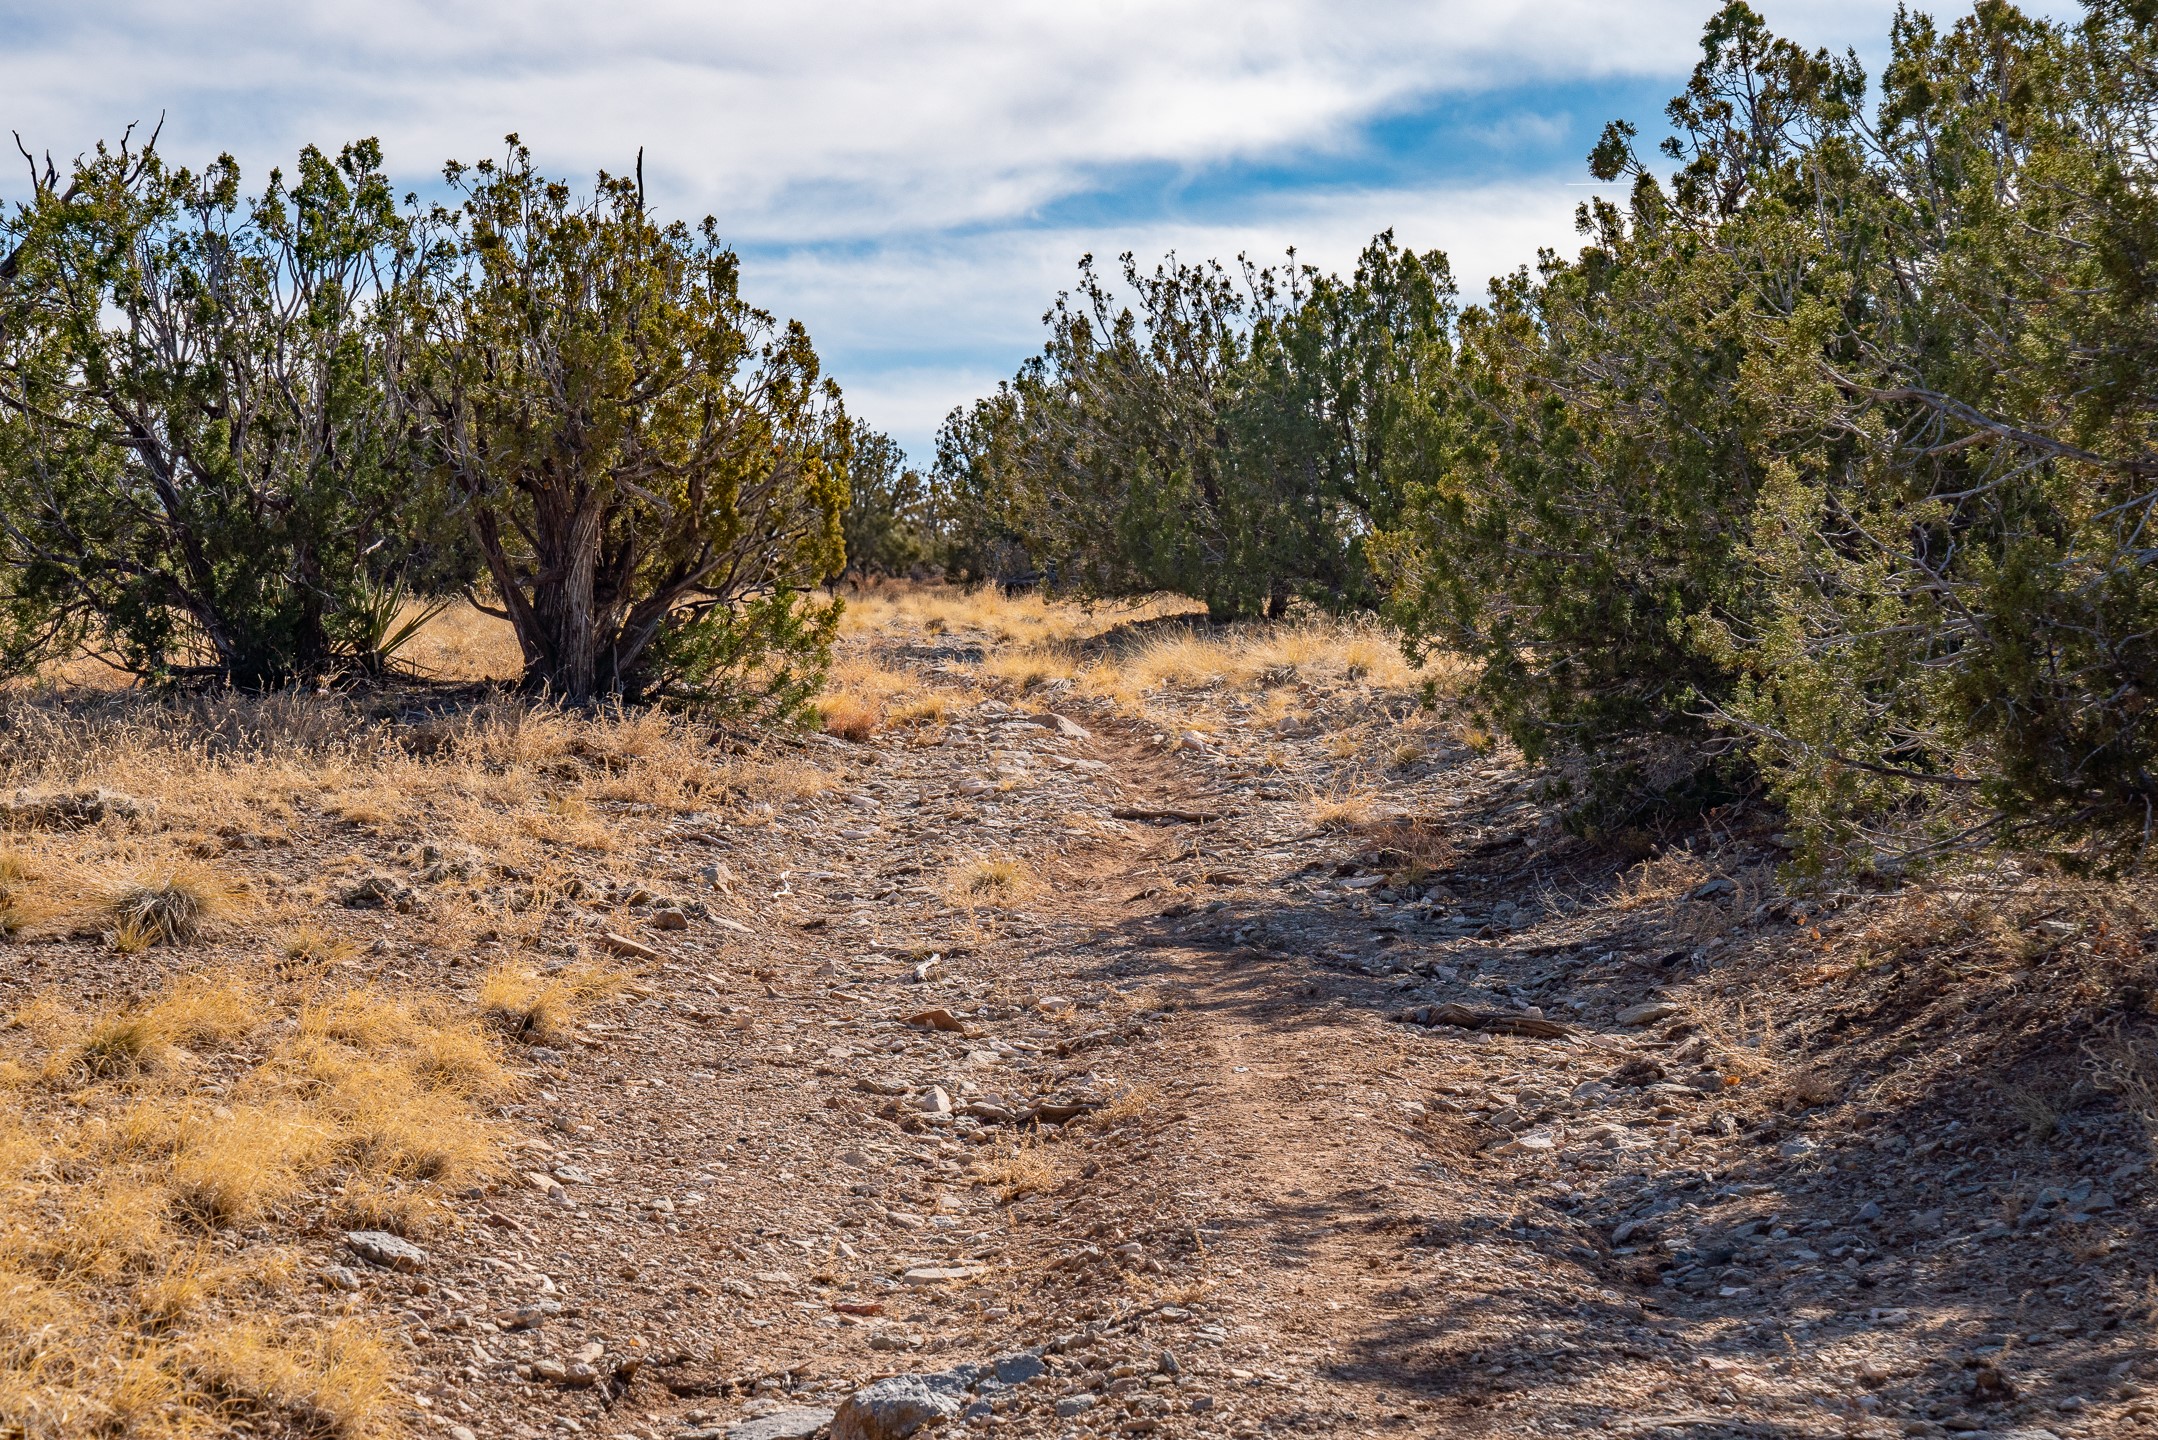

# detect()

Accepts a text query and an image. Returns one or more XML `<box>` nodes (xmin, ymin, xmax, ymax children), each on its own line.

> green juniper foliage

<box><xmin>394</xmin><ymin>139</ymin><xmax>848</xmax><ymax>719</ymax></box>
<box><xmin>944</xmin><ymin>0</ymin><xmax>2158</xmax><ymax>868</ymax></box>
<box><xmin>934</xmin><ymin>239</ymin><xmax>1449</xmax><ymax>619</ymax></box>
<box><xmin>839</xmin><ymin>427</ymin><xmax>938</xmax><ymax>581</ymax></box>
<box><xmin>1398</xmin><ymin>0</ymin><xmax>2158</xmax><ymax>864</ymax></box>
<box><xmin>0</xmin><ymin>136</ymin><xmax>449</xmax><ymax>684</ymax></box>
<box><xmin>0</xmin><ymin>132</ymin><xmax>850</xmax><ymax>725</ymax></box>
<box><xmin>8</xmin><ymin>1</ymin><xmax>2158</xmax><ymax>864</ymax></box>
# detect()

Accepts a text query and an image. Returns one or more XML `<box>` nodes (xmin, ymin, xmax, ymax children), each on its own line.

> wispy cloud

<box><xmin>756</xmin><ymin>180</ymin><xmax>1591</xmax><ymax>440</ymax></box>
<box><xmin>0</xmin><ymin>0</ymin><xmax>2051</xmax><ymax>454</ymax></box>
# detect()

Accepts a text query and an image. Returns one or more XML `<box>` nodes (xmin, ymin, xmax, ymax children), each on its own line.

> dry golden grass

<box><xmin>0</xmin><ymin>610</ymin><xmax>859</xmax><ymax>1440</ymax></box>
<box><xmin>1694</xmin><ymin>996</ymin><xmax>1805</xmax><ymax>1097</ymax></box>
<box><xmin>276</xmin><ymin>922</ymin><xmax>359</xmax><ymax>971</ymax></box>
<box><xmin>0</xmin><ymin>589</ymin><xmax>1469</xmax><ymax>1439</ymax></box>
<box><xmin>728</xmin><ymin>756</ymin><xmax>839</xmax><ymax>805</ymax></box>
<box><xmin>1359</xmin><ymin>818</ymin><xmax>1455</xmax><ymax>881</ymax></box>
<box><xmin>0</xmin><ymin>852</ymin><xmax>51</xmax><ymax>939</ymax></box>
<box><xmin>816</xmin><ymin>691</ymin><xmax>882</xmax><ymax>742</ymax></box>
<box><xmin>824</xmin><ymin>652</ymin><xmax>920</xmax><ymax>705</ymax></box>
<box><xmin>1612</xmin><ymin>852</ymin><xmax>1714</xmax><ymax>913</ymax></box>
<box><xmin>1843</xmin><ymin>888</ymin><xmax>2029</xmax><ymax>971</ymax></box>
<box><xmin>103</xmin><ymin>862</ymin><xmax>239</xmax><ymax>948</ymax></box>
<box><xmin>1091</xmin><ymin>1081</ymin><xmax>1164</xmax><ymax>1126</ymax></box>
<box><xmin>982</xmin><ymin>647</ymin><xmax>1077</xmax><ymax>691</ymax></box>
<box><xmin>0</xmin><ymin>964</ymin><xmax>508</xmax><ymax>1440</ymax></box>
<box><xmin>2086</xmin><ymin>1028</ymin><xmax>2158</xmax><ymax>1146</ymax></box>
<box><xmin>974</xmin><ymin>1137</ymin><xmax>1062</xmax><ymax>1201</ymax></box>
<box><xmin>840</xmin><ymin>582</ymin><xmax>1200</xmax><ymax>649</ymax></box>
<box><xmin>169</xmin><ymin>1102</ymin><xmax>328</xmax><ymax>1227</ymax></box>
<box><xmin>1116</xmin><ymin>621</ymin><xmax>1422</xmax><ymax>694</ymax></box>
<box><xmin>887</xmin><ymin>694</ymin><xmax>952</xmax><ymax>728</ymax></box>
<box><xmin>958</xmin><ymin>612</ymin><xmax>1454</xmax><ymax>731</ymax></box>
<box><xmin>477</xmin><ymin>960</ymin><xmax>627</xmax><ymax>1044</ymax></box>
<box><xmin>70</xmin><ymin>972</ymin><xmax>258</xmax><ymax>1082</ymax></box>
<box><xmin>517</xmin><ymin>794</ymin><xmax>622</xmax><ymax>853</ymax></box>
<box><xmin>943</xmin><ymin>856</ymin><xmax>1038</xmax><ymax>908</ymax></box>
<box><xmin>391</xmin><ymin>598</ymin><xmax>522</xmax><ymax>682</ymax></box>
<box><xmin>1307</xmin><ymin>787</ymin><xmax>1383</xmax><ymax>834</ymax></box>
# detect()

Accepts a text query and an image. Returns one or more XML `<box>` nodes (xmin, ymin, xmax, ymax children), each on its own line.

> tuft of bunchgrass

<box><xmin>816</xmin><ymin>692</ymin><xmax>882</xmax><ymax>743</ymax></box>
<box><xmin>275</xmin><ymin>924</ymin><xmax>358</xmax><ymax>971</ymax></box>
<box><xmin>944</xmin><ymin>856</ymin><xmax>1036</xmax><ymax>907</ymax></box>
<box><xmin>104</xmin><ymin>865</ymin><xmax>235</xmax><ymax>947</ymax></box>
<box><xmin>974</xmin><ymin>1138</ymin><xmax>1062</xmax><ymax>1202</ymax></box>
<box><xmin>1306</xmin><ymin>788</ymin><xmax>1382</xmax><ymax>834</ymax></box>
<box><xmin>477</xmin><ymin>961</ymin><xmax>625</xmax><ymax>1044</ymax></box>
<box><xmin>0</xmin><ymin>851</ymin><xmax>51</xmax><ymax>938</ymax></box>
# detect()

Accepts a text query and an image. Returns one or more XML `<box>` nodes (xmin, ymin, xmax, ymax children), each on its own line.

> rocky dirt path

<box><xmin>399</xmin><ymin>623</ymin><xmax>2152</xmax><ymax>1440</ymax></box>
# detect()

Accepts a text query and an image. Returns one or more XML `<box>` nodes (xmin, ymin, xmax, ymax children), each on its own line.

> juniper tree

<box><xmin>0</xmin><ymin>134</ymin><xmax>441</xmax><ymax>683</ymax></box>
<box><xmin>398</xmin><ymin>141</ymin><xmax>847</xmax><ymax>719</ymax></box>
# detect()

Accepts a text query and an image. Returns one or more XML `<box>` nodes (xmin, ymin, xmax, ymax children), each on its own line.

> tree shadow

<box><xmin>1049</xmin><ymin>777</ymin><xmax>2154</xmax><ymax>1434</ymax></box>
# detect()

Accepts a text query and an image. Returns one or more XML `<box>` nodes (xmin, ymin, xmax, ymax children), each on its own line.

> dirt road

<box><xmin>398</xmin><ymin>616</ymin><xmax>2150</xmax><ymax>1440</ymax></box>
<box><xmin>10</xmin><ymin>597</ymin><xmax>2143</xmax><ymax>1440</ymax></box>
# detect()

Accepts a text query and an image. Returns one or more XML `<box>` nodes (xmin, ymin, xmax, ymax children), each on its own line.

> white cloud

<box><xmin>2</xmin><ymin>0</ymin><xmax>1906</xmax><ymax>234</ymax></box>
<box><xmin>756</xmin><ymin>180</ymin><xmax>1588</xmax><ymax>446</ymax></box>
<box><xmin>1</xmin><ymin>0</ymin><xmax>2066</xmax><ymax>455</ymax></box>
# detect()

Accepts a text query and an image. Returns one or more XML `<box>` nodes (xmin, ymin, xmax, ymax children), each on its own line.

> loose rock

<box><xmin>725</xmin><ymin>1409</ymin><xmax>836</xmax><ymax>1440</ymax></box>
<box><xmin>831</xmin><ymin>1373</ymin><xmax>967</xmax><ymax>1440</ymax></box>
<box><xmin>342</xmin><ymin>874</ymin><xmax>421</xmax><ymax>913</ymax></box>
<box><xmin>343</xmin><ymin>1230</ymin><xmax>427</xmax><ymax>1272</ymax></box>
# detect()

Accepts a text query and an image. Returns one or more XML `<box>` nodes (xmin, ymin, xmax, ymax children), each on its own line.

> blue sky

<box><xmin>0</xmin><ymin>0</ymin><xmax>2076</xmax><ymax>462</ymax></box>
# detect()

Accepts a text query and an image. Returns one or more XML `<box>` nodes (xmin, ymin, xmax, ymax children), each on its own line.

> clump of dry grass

<box><xmin>982</xmin><ymin>647</ymin><xmax>1077</xmax><ymax>691</ymax></box>
<box><xmin>816</xmin><ymin>692</ymin><xmax>882</xmax><ymax>742</ymax></box>
<box><xmin>477</xmin><ymin>960</ymin><xmax>625</xmax><ymax>1043</ymax></box>
<box><xmin>1612</xmin><ymin>852</ymin><xmax>1713</xmax><ymax>913</ymax></box>
<box><xmin>888</xmin><ymin>695</ymin><xmax>951</xmax><ymax>728</ymax></box>
<box><xmin>188</xmin><ymin>1318</ymin><xmax>402</xmax><ymax>1440</ymax></box>
<box><xmin>1119</xmin><ymin>621</ymin><xmax>1423</xmax><ymax>695</ymax></box>
<box><xmin>944</xmin><ymin>856</ymin><xmax>1037</xmax><ymax>907</ymax></box>
<box><xmin>517</xmin><ymin>794</ymin><xmax>621</xmax><ymax>853</ymax></box>
<box><xmin>1694</xmin><ymin>997</ymin><xmax>1807</xmax><ymax>1100</ymax></box>
<box><xmin>275</xmin><ymin>923</ymin><xmax>357</xmax><ymax>971</ymax></box>
<box><xmin>1322</xmin><ymin>730</ymin><xmax>1364</xmax><ymax>760</ymax></box>
<box><xmin>975</xmin><ymin>1138</ymin><xmax>1062</xmax><ymax>1201</ymax></box>
<box><xmin>0</xmin><ymin>852</ymin><xmax>51</xmax><ymax>938</ymax></box>
<box><xmin>841</xmin><ymin>583</ymin><xmax>1199</xmax><ymax>649</ymax></box>
<box><xmin>73</xmin><ymin>1013</ymin><xmax>176</xmax><ymax>1080</ymax></box>
<box><xmin>104</xmin><ymin>863</ymin><xmax>237</xmax><ymax>948</ymax></box>
<box><xmin>1359</xmin><ymin>818</ymin><xmax>1455</xmax><ymax>883</ymax></box>
<box><xmin>168</xmin><ymin>1102</ymin><xmax>326</xmax><ymax>1226</ymax></box>
<box><xmin>71</xmin><ymin>971</ymin><xmax>258</xmax><ymax>1080</ymax></box>
<box><xmin>1091</xmin><ymin>1081</ymin><xmax>1164</xmax><ymax>1126</ymax></box>
<box><xmin>818</xmin><ymin>652</ymin><xmax>958</xmax><ymax>739</ymax></box>
<box><xmin>930</xmin><ymin>611</ymin><xmax>1459</xmax><ymax>732</ymax></box>
<box><xmin>727</xmin><ymin>756</ymin><xmax>838</xmax><ymax>806</ymax></box>
<box><xmin>1307</xmin><ymin>788</ymin><xmax>1382</xmax><ymax>834</ymax></box>
<box><xmin>2085</xmin><ymin>1027</ymin><xmax>2158</xmax><ymax>1147</ymax></box>
<box><xmin>1844</xmin><ymin>889</ymin><xmax>2027</xmax><ymax>971</ymax></box>
<box><xmin>389</xmin><ymin>597</ymin><xmax>522</xmax><ymax>683</ymax></box>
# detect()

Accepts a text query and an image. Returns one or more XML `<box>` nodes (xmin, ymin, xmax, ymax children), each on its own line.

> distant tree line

<box><xmin>936</xmin><ymin>0</ymin><xmax>2158</xmax><ymax>870</ymax></box>
<box><xmin>0</xmin><ymin>134</ymin><xmax>895</xmax><ymax>723</ymax></box>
